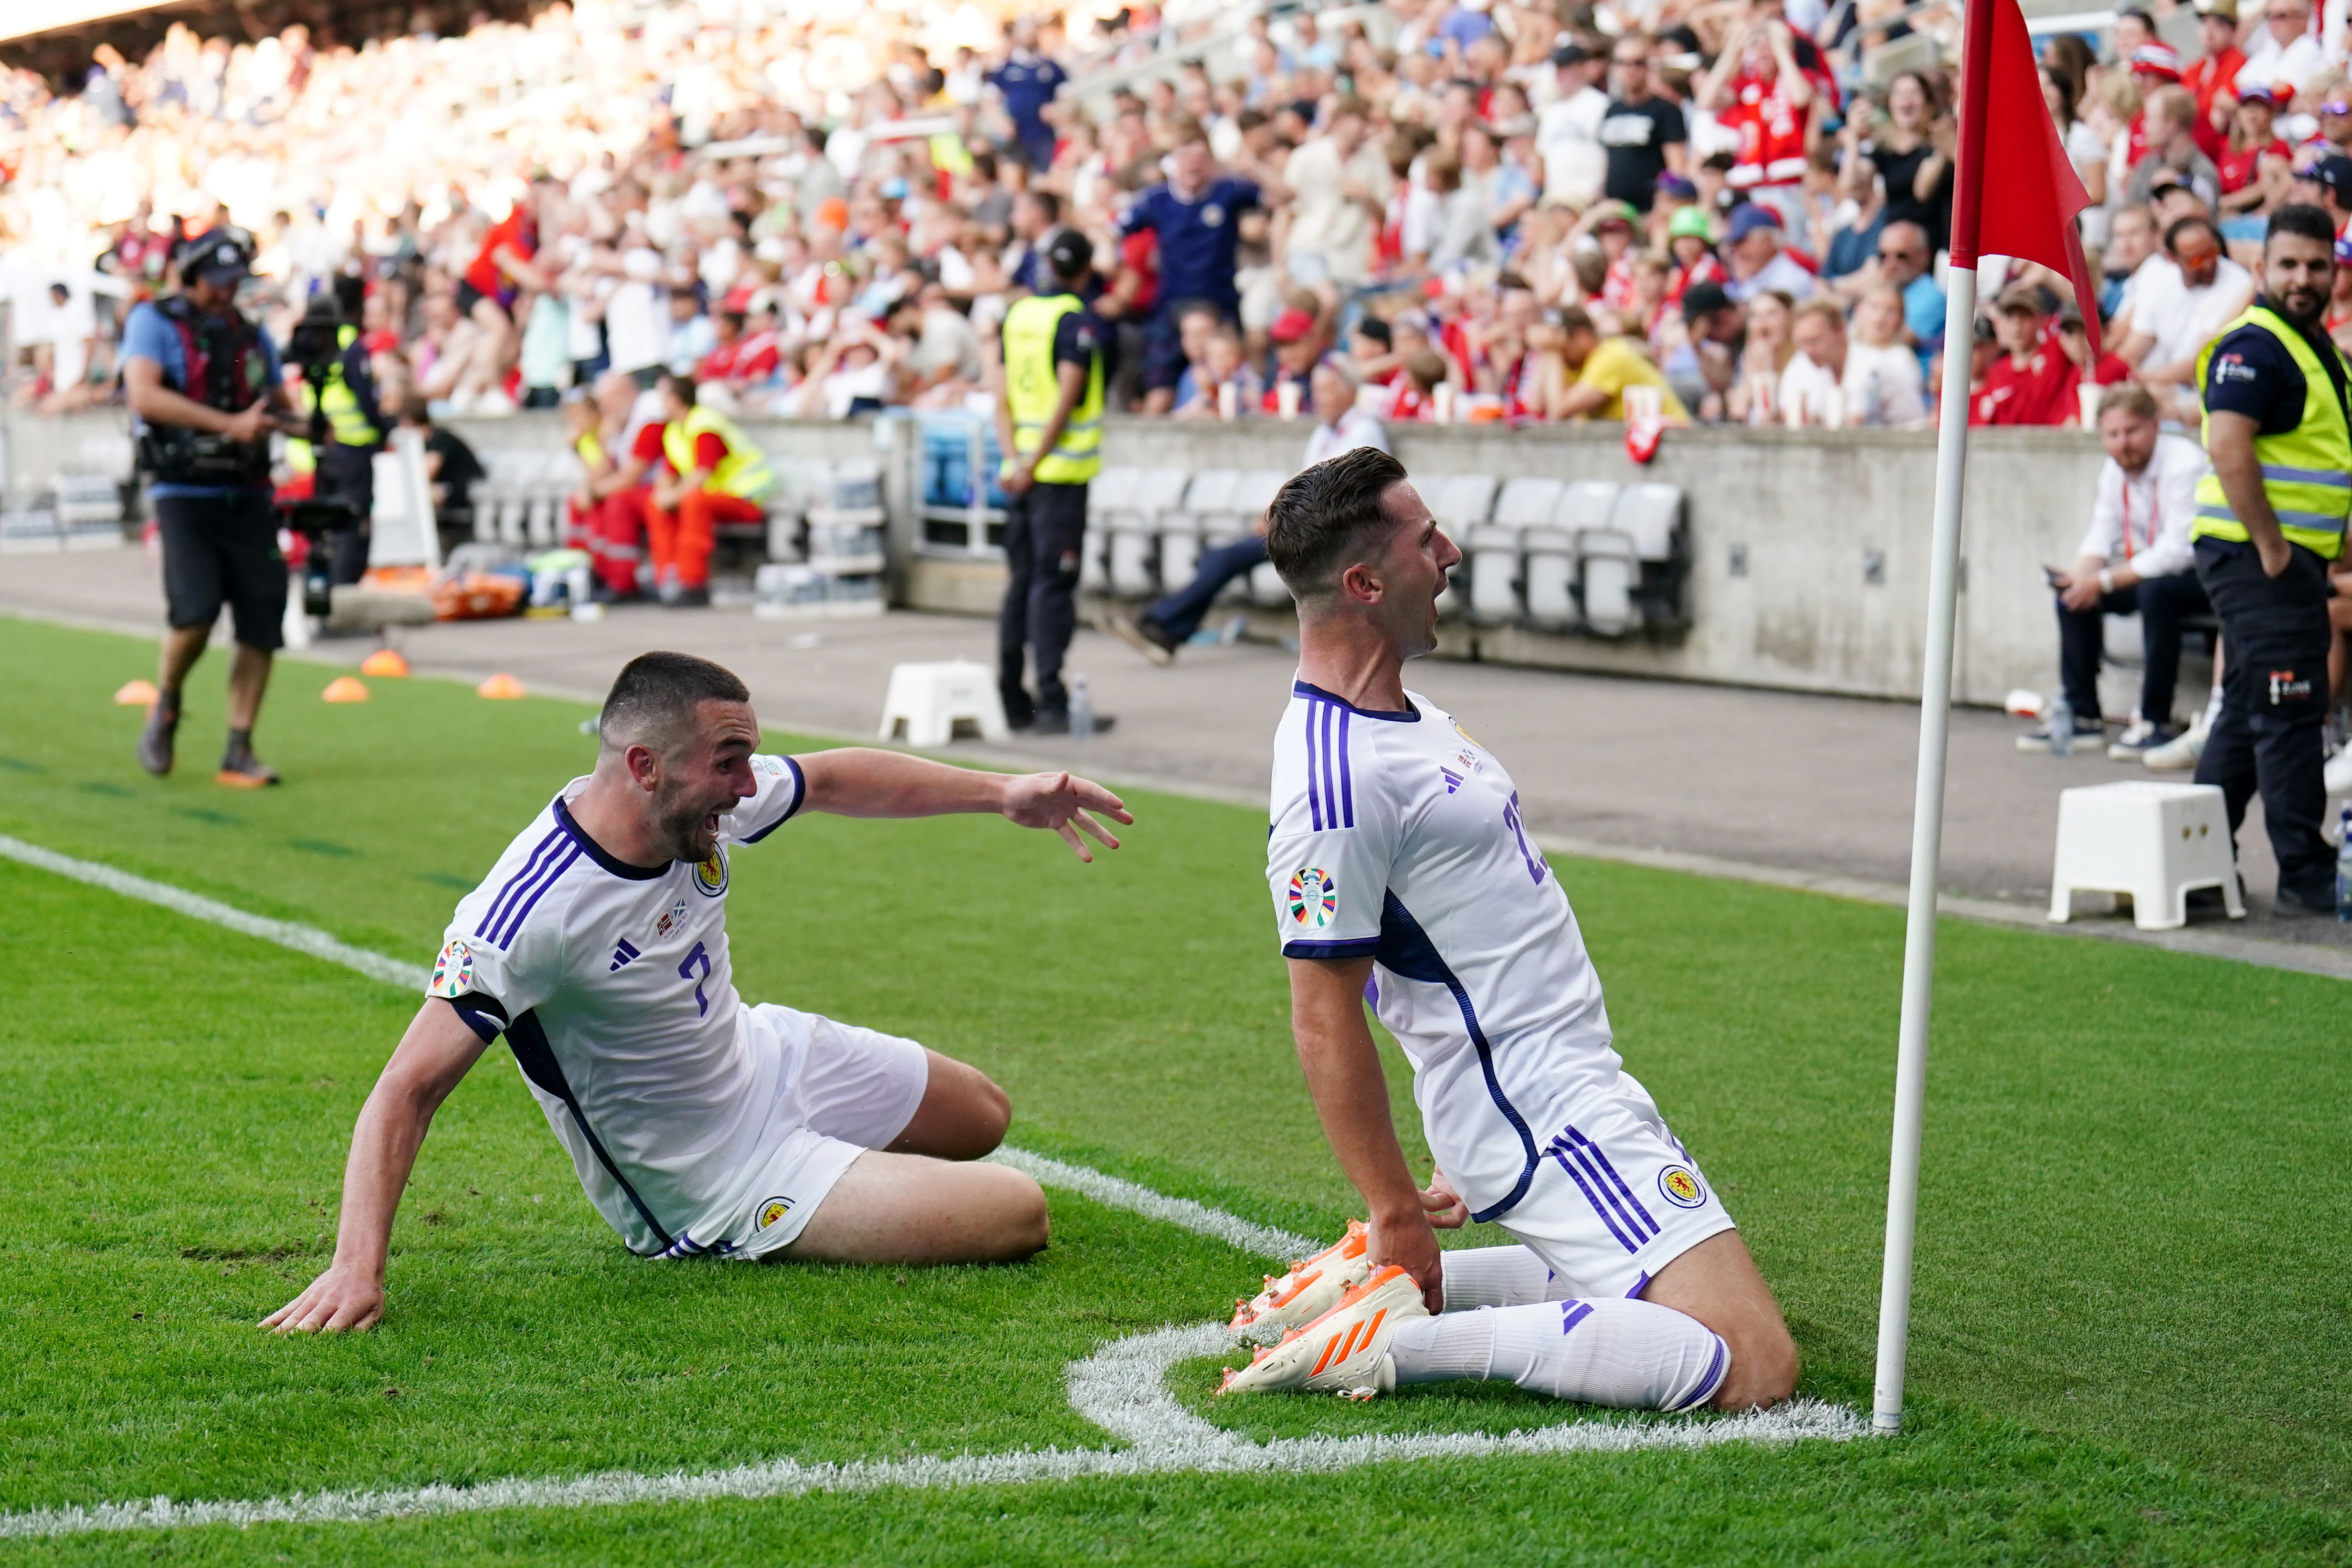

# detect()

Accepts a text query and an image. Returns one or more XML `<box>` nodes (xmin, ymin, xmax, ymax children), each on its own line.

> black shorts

<box><xmin>454</xmin><ymin>279</ymin><xmax>510</xmax><ymax>322</ymax></box>
<box><xmin>155</xmin><ymin>489</ymin><xmax>287</xmax><ymax>651</ymax></box>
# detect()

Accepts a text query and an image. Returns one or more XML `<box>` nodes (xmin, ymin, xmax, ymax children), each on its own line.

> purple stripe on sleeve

<box><xmin>490</xmin><ymin>844</ymin><xmax>582</xmax><ymax>949</ymax></box>
<box><xmin>475</xmin><ymin>828</ymin><xmax>563</xmax><ymax>941</ymax></box>
<box><xmin>1305</xmin><ymin>706</ymin><xmax>1324</xmax><ymax>831</ymax></box>
<box><xmin>1338</xmin><ymin>709</ymin><xmax>1354</xmax><ymax>827</ymax></box>
<box><xmin>1319</xmin><ymin>704</ymin><xmax>1340</xmax><ymax>830</ymax></box>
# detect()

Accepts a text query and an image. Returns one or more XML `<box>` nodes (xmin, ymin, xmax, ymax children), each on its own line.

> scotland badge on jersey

<box><xmin>693</xmin><ymin>847</ymin><xmax>728</xmax><ymax>897</ymax></box>
<box><xmin>429</xmin><ymin>938</ymin><xmax>476</xmax><ymax>999</ymax></box>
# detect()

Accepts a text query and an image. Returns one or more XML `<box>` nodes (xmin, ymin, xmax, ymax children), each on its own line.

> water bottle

<box><xmin>2336</xmin><ymin>807</ymin><xmax>2352</xmax><ymax>922</ymax></box>
<box><xmin>2047</xmin><ymin>692</ymin><xmax>2073</xmax><ymax>758</ymax></box>
<box><xmin>1069</xmin><ymin>674</ymin><xmax>1094</xmax><ymax>742</ymax></box>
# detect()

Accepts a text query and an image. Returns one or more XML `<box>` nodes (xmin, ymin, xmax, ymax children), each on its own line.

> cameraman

<box><xmin>123</xmin><ymin>227</ymin><xmax>295</xmax><ymax>788</ymax></box>
<box><xmin>287</xmin><ymin>277</ymin><xmax>387</xmax><ymax>585</ymax></box>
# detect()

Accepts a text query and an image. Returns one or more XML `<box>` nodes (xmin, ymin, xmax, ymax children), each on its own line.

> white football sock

<box><xmin>1437</xmin><ymin>1244</ymin><xmax>1573</xmax><ymax>1312</ymax></box>
<box><xmin>1391</xmin><ymin>1297</ymin><xmax>1728</xmax><ymax>1411</ymax></box>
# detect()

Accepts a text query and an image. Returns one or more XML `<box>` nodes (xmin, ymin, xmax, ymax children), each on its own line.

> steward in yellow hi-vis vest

<box><xmin>993</xmin><ymin>230</ymin><xmax>1109</xmax><ymax>735</ymax></box>
<box><xmin>287</xmin><ymin>285</ymin><xmax>385</xmax><ymax>592</ymax></box>
<box><xmin>645</xmin><ymin>371</ymin><xmax>772</xmax><ymax>606</ymax></box>
<box><xmin>2188</xmin><ymin>206</ymin><xmax>2352</xmax><ymax>913</ymax></box>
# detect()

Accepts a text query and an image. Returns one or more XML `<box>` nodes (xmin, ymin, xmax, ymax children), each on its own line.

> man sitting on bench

<box><xmin>2018</xmin><ymin>381</ymin><xmax>2211</xmax><ymax>758</ymax></box>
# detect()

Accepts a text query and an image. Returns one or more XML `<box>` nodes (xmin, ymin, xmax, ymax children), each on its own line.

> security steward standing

<box><xmin>994</xmin><ymin>228</ymin><xmax>1115</xmax><ymax>735</ymax></box>
<box><xmin>123</xmin><ymin>227</ymin><xmax>296</xmax><ymax>788</ymax></box>
<box><xmin>2191</xmin><ymin>203</ymin><xmax>2352</xmax><ymax>915</ymax></box>
<box><xmin>286</xmin><ymin>278</ymin><xmax>387</xmax><ymax>586</ymax></box>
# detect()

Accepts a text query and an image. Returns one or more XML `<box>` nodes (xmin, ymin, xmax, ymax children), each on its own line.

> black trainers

<box><xmin>2272</xmin><ymin>885</ymin><xmax>2337</xmax><ymax>919</ymax></box>
<box><xmin>137</xmin><ymin>695</ymin><xmax>179</xmax><ymax>777</ymax></box>
<box><xmin>1102</xmin><ymin>610</ymin><xmax>1178</xmax><ymax>666</ymax></box>
<box><xmin>1032</xmin><ymin>711</ymin><xmax>1116</xmax><ymax>737</ymax></box>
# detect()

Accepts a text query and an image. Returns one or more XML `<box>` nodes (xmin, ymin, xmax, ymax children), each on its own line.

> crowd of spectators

<box><xmin>7</xmin><ymin>0</ymin><xmax>2352</xmax><ymax>432</ymax></box>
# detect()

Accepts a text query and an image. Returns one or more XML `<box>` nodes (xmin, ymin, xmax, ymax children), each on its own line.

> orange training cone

<box><xmin>114</xmin><ymin>679</ymin><xmax>160</xmax><ymax>707</ymax></box>
<box><xmin>477</xmin><ymin>673</ymin><xmax>526</xmax><ymax>700</ymax></box>
<box><xmin>322</xmin><ymin>676</ymin><xmax>370</xmax><ymax>703</ymax></box>
<box><xmin>359</xmin><ymin>648</ymin><xmax>411</xmax><ymax>677</ymax></box>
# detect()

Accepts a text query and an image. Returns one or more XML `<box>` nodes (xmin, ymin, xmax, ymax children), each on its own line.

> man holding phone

<box><xmin>2017</xmin><ymin>382</ymin><xmax>2210</xmax><ymax>757</ymax></box>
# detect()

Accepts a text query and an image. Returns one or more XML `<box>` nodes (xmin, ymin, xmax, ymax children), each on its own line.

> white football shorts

<box><xmin>705</xmin><ymin>1002</ymin><xmax>931</xmax><ymax>1260</ymax></box>
<box><xmin>1490</xmin><ymin>1071</ymin><xmax>1737</xmax><ymax>1301</ymax></box>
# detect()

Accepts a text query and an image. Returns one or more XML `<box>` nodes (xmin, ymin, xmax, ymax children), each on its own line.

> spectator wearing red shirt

<box><xmin>564</xmin><ymin>371</ymin><xmax>663</xmax><ymax>600</ymax></box>
<box><xmin>1971</xmin><ymin>288</ymin><xmax>2079</xmax><ymax>426</ymax></box>
<box><xmin>696</xmin><ymin>309</ymin><xmax>782</xmax><ymax>392</ymax></box>
<box><xmin>2056</xmin><ymin>304</ymin><xmax>2135</xmax><ymax>394</ymax></box>
<box><xmin>454</xmin><ymin>174</ymin><xmax>559</xmax><ymax>412</ymax></box>
<box><xmin>1698</xmin><ymin>10</ymin><xmax>1816</xmax><ymax>232</ymax></box>
<box><xmin>2217</xmin><ymin>86</ymin><xmax>2291</xmax><ymax>232</ymax></box>
<box><xmin>2183</xmin><ymin>0</ymin><xmax>2249</xmax><ymax>159</ymax></box>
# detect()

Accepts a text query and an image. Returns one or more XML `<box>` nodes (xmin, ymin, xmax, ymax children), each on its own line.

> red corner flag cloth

<box><xmin>1971</xmin><ymin>0</ymin><xmax>2102</xmax><ymax>349</ymax></box>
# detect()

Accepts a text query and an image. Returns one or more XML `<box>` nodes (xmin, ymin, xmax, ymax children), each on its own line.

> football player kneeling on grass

<box><xmin>266</xmin><ymin>651</ymin><xmax>1131</xmax><ymax>1333</ymax></box>
<box><xmin>1220</xmin><ymin>449</ymin><xmax>1798</xmax><ymax>1410</ymax></box>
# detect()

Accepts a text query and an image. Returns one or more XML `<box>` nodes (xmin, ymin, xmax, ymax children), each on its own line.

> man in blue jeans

<box><xmin>1107</xmin><ymin>358</ymin><xmax>1388</xmax><ymax>664</ymax></box>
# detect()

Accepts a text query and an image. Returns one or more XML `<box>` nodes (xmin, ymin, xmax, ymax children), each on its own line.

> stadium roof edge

<box><xmin>0</xmin><ymin>0</ymin><xmax>186</xmax><ymax>47</ymax></box>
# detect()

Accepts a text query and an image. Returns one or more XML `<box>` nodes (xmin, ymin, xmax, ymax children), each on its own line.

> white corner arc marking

<box><xmin>0</xmin><ymin>833</ymin><xmax>1867</xmax><ymax>1540</ymax></box>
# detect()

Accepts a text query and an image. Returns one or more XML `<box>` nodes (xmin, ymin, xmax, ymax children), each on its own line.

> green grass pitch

<box><xmin>0</xmin><ymin>612</ymin><xmax>2348</xmax><ymax>1565</ymax></box>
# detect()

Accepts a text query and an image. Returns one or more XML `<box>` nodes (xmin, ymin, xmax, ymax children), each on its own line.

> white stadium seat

<box><xmin>1522</xmin><ymin>525</ymin><xmax>1578</xmax><ymax>631</ymax></box>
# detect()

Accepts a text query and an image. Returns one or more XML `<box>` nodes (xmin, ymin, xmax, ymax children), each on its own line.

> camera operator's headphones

<box><xmin>173</xmin><ymin>225</ymin><xmax>257</xmax><ymax>287</ymax></box>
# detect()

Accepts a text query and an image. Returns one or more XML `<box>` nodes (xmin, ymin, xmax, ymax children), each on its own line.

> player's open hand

<box><xmin>1001</xmin><ymin>770</ymin><xmax>1134</xmax><ymax>863</ymax></box>
<box><xmin>1419</xmin><ymin>1169</ymin><xmax>1469</xmax><ymax>1229</ymax></box>
<box><xmin>262</xmin><ymin>1263</ymin><xmax>385</xmax><ymax>1335</ymax></box>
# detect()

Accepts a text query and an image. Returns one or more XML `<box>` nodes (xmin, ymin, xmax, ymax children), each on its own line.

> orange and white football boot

<box><xmin>1229</xmin><ymin>1220</ymin><xmax>1373</xmax><ymax>1338</ymax></box>
<box><xmin>1216</xmin><ymin>1264</ymin><xmax>1430</xmax><ymax>1400</ymax></box>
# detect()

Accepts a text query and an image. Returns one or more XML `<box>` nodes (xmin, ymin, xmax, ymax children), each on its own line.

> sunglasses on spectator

<box><xmin>2326</xmin><ymin>101</ymin><xmax>2352</xmax><ymax>115</ymax></box>
<box><xmin>1878</xmin><ymin>246</ymin><xmax>1924</xmax><ymax>261</ymax></box>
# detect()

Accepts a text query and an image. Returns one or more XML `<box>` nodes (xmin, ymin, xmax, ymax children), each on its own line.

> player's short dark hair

<box><xmin>600</xmin><ymin>652</ymin><xmax>750</xmax><ymax>753</ymax></box>
<box><xmin>2268</xmin><ymin>202</ymin><xmax>2337</xmax><ymax>252</ymax></box>
<box><xmin>1266</xmin><ymin>446</ymin><xmax>1412</xmax><ymax>602</ymax></box>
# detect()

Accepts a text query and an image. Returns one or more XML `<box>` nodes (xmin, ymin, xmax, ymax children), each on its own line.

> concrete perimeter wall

<box><xmin>1</xmin><ymin>407</ymin><xmax>2104</xmax><ymax>708</ymax></box>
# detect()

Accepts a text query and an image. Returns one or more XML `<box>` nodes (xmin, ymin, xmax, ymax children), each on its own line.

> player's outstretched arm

<box><xmin>1288</xmin><ymin>955</ymin><xmax>1446</xmax><ymax>1313</ymax></box>
<box><xmin>263</xmin><ymin>1000</ymin><xmax>489</xmax><ymax>1335</ymax></box>
<box><xmin>794</xmin><ymin>747</ymin><xmax>1134</xmax><ymax>862</ymax></box>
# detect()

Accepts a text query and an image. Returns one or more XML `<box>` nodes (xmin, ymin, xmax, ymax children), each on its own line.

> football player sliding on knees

<box><xmin>265</xmin><ymin>651</ymin><xmax>1131</xmax><ymax>1334</ymax></box>
<box><xmin>1220</xmin><ymin>449</ymin><xmax>1798</xmax><ymax>1411</ymax></box>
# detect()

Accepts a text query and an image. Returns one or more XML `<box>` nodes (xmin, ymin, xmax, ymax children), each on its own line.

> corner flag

<box><xmin>1871</xmin><ymin>0</ymin><xmax>2100</xmax><ymax>1432</ymax></box>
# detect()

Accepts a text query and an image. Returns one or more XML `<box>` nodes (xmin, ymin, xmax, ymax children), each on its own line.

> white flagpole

<box><xmin>1870</xmin><ymin>256</ymin><xmax>1979</xmax><ymax>1433</ymax></box>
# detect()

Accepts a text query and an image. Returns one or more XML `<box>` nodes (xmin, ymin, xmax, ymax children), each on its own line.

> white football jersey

<box><xmin>428</xmin><ymin>754</ymin><xmax>809</xmax><ymax>1257</ymax></box>
<box><xmin>1265</xmin><ymin>681</ymin><xmax>1621</xmax><ymax>1226</ymax></box>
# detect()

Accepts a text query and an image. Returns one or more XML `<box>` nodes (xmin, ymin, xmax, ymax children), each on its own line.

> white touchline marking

<box><xmin>0</xmin><ymin>1323</ymin><xmax>1864</xmax><ymax>1540</ymax></box>
<box><xmin>985</xmin><ymin>1147</ymin><xmax>1322</xmax><ymax>1263</ymax></box>
<box><xmin>0</xmin><ymin>834</ymin><xmax>1867</xmax><ymax>1539</ymax></box>
<box><xmin>0</xmin><ymin>834</ymin><xmax>431</xmax><ymax>991</ymax></box>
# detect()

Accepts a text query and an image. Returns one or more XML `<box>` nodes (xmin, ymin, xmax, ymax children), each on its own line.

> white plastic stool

<box><xmin>2048</xmin><ymin>780</ymin><xmax>2245</xmax><ymax>929</ymax></box>
<box><xmin>877</xmin><ymin>661</ymin><xmax>1010</xmax><ymax>747</ymax></box>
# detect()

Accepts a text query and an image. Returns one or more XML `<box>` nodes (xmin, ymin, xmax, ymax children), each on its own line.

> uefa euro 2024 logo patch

<box><xmin>1288</xmin><ymin>867</ymin><xmax>1337</xmax><ymax>928</ymax></box>
<box><xmin>429</xmin><ymin>939</ymin><xmax>475</xmax><ymax>999</ymax></box>
<box><xmin>693</xmin><ymin>847</ymin><xmax>728</xmax><ymax>897</ymax></box>
<box><xmin>1657</xmin><ymin>1165</ymin><xmax>1707</xmax><ymax>1209</ymax></box>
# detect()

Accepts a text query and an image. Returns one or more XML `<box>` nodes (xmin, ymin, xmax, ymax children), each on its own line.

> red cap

<box><xmin>1269</xmin><ymin>307</ymin><xmax>1318</xmax><ymax>343</ymax></box>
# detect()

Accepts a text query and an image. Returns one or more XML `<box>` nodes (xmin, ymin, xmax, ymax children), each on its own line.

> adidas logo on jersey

<box><xmin>1439</xmin><ymin>767</ymin><xmax>1463</xmax><ymax>794</ymax></box>
<box><xmin>609</xmin><ymin>939</ymin><xmax>641</xmax><ymax>972</ymax></box>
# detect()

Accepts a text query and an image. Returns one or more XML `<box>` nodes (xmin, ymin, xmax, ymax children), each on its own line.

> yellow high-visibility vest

<box><xmin>661</xmin><ymin>405</ymin><xmax>774</xmax><ymax>499</ymax></box>
<box><xmin>2194</xmin><ymin>305</ymin><xmax>2352</xmax><ymax>561</ymax></box>
<box><xmin>1001</xmin><ymin>292</ymin><xmax>1103</xmax><ymax>485</ymax></box>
